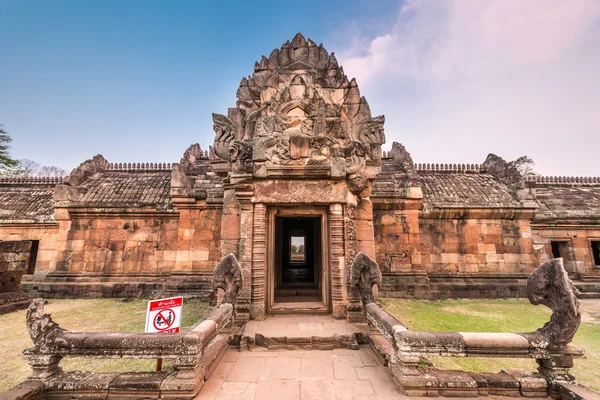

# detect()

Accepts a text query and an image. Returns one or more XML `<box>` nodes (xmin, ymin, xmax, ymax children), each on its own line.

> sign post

<box><xmin>145</xmin><ymin>296</ymin><xmax>183</xmax><ymax>371</ymax></box>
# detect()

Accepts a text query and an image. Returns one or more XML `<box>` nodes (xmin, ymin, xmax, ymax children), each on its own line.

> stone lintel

<box><xmin>252</xmin><ymin>179</ymin><xmax>348</xmax><ymax>204</ymax></box>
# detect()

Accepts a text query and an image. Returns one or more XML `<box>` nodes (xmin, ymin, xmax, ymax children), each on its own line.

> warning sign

<box><xmin>145</xmin><ymin>296</ymin><xmax>183</xmax><ymax>333</ymax></box>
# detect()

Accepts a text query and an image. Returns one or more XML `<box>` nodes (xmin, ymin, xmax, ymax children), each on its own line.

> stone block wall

<box><xmin>174</xmin><ymin>207</ymin><xmax>222</xmax><ymax>271</ymax></box>
<box><xmin>532</xmin><ymin>226</ymin><xmax>600</xmax><ymax>276</ymax></box>
<box><xmin>0</xmin><ymin>225</ymin><xmax>59</xmax><ymax>274</ymax></box>
<box><xmin>0</xmin><ymin>240</ymin><xmax>32</xmax><ymax>292</ymax></box>
<box><xmin>54</xmin><ymin>208</ymin><xmax>222</xmax><ymax>274</ymax></box>
<box><xmin>55</xmin><ymin>216</ymin><xmax>180</xmax><ymax>273</ymax></box>
<box><xmin>373</xmin><ymin>200</ymin><xmax>422</xmax><ymax>273</ymax></box>
<box><xmin>419</xmin><ymin>217</ymin><xmax>537</xmax><ymax>274</ymax></box>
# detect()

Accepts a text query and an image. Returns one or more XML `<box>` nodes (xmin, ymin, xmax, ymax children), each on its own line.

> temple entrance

<box><xmin>267</xmin><ymin>207</ymin><xmax>330</xmax><ymax>313</ymax></box>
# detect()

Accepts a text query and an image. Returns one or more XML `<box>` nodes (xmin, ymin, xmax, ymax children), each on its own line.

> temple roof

<box><xmin>419</xmin><ymin>171</ymin><xmax>522</xmax><ymax>208</ymax></box>
<box><xmin>532</xmin><ymin>184</ymin><xmax>600</xmax><ymax>222</ymax></box>
<box><xmin>372</xmin><ymin>159</ymin><xmax>522</xmax><ymax>208</ymax></box>
<box><xmin>73</xmin><ymin>170</ymin><xmax>172</xmax><ymax>209</ymax></box>
<box><xmin>0</xmin><ymin>178</ymin><xmax>59</xmax><ymax>222</ymax></box>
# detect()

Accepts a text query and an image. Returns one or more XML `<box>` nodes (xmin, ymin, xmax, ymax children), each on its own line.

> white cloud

<box><xmin>337</xmin><ymin>0</ymin><xmax>600</xmax><ymax>175</ymax></box>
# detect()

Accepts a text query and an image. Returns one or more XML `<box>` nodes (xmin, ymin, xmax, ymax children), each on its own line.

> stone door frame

<box><xmin>266</xmin><ymin>205</ymin><xmax>331</xmax><ymax>314</ymax></box>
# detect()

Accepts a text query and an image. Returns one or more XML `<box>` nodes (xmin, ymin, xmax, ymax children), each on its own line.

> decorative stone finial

<box><xmin>66</xmin><ymin>154</ymin><xmax>109</xmax><ymax>186</ymax></box>
<box><xmin>26</xmin><ymin>299</ymin><xmax>63</xmax><ymax>353</ymax></box>
<box><xmin>527</xmin><ymin>258</ymin><xmax>581</xmax><ymax>348</ymax></box>
<box><xmin>212</xmin><ymin>254</ymin><xmax>242</xmax><ymax>307</ymax></box>
<box><xmin>351</xmin><ymin>252</ymin><xmax>382</xmax><ymax>307</ymax></box>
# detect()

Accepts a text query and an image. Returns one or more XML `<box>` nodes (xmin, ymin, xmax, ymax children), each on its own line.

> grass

<box><xmin>381</xmin><ymin>298</ymin><xmax>600</xmax><ymax>393</ymax></box>
<box><xmin>0</xmin><ymin>298</ymin><xmax>212</xmax><ymax>391</ymax></box>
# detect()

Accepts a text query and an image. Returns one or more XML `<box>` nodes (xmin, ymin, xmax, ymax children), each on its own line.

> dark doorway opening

<box><xmin>591</xmin><ymin>241</ymin><xmax>600</xmax><ymax>267</ymax></box>
<box><xmin>28</xmin><ymin>240</ymin><xmax>39</xmax><ymax>274</ymax></box>
<box><xmin>551</xmin><ymin>241</ymin><xmax>562</xmax><ymax>259</ymax></box>
<box><xmin>550</xmin><ymin>239</ymin><xmax>578</xmax><ymax>277</ymax></box>
<box><xmin>274</xmin><ymin>216</ymin><xmax>321</xmax><ymax>303</ymax></box>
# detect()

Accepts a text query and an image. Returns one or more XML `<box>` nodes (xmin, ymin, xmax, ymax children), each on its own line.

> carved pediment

<box><xmin>210</xmin><ymin>33</ymin><xmax>385</xmax><ymax>189</ymax></box>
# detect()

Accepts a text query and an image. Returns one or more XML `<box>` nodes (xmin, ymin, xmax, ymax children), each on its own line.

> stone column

<box><xmin>251</xmin><ymin>203</ymin><xmax>267</xmax><ymax>320</ymax></box>
<box><xmin>220</xmin><ymin>185</ymin><xmax>240</xmax><ymax>258</ymax></box>
<box><xmin>355</xmin><ymin>184</ymin><xmax>376</xmax><ymax>258</ymax></box>
<box><xmin>346</xmin><ymin>184</ymin><xmax>377</xmax><ymax>322</ymax></box>
<box><xmin>233</xmin><ymin>184</ymin><xmax>254</xmax><ymax>323</ymax></box>
<box><xmin>330</xmin><ymin>203</ymin><xmax>346</xmax><ymax>319</ymax></box>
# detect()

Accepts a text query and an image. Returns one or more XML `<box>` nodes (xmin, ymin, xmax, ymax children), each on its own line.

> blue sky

<box><xmin>1</xmin><ymin>0</ymin><xmax>599</xmax><ymax>175</ymax></box>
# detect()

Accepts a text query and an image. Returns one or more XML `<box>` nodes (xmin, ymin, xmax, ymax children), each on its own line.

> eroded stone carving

<box><xmin>229</xmin><ymin>139</ymin><xmax>253</xmax><ymax>174</ymax></box>
<box><xmin>212</xmin><ymin>253</ymin><xmax>242</xmax><ymax>306</ymax></box>
<box><xmin>527</xmin><ymin>258</ymin><xmax>581</xmax><ymax>348</ymax></box>
<box><xmin>390</xmin><ymin>142</ymin><xmax>413</xmax><ymax>173</ymax></box>
<box><xmin>212</xmin><ymin>113</ymin><xmax>237</xmax><ymax>161</ymax></box>
<box><xmin>210</xmin><ymin>33</ymin><xmax>385</xmax><ymax>184</ymax></box>
<box><xmin>351</xmin><ymin>252</ymin><xmax>382</xmax><ymax>306</ymax></box>
<box><xmin>66</xmin><ymin>154</ymin><xmax>109</xmax><ymax>186</ymax></box>
<box><xmin>23</xmin><ymin>298</ymin><xmax>64</xmax><ymax>379</ymax></box>
<box><xmin>26</xmin><ymin>298</ymin><xmax>64</xmax><ymax>354</ymax></box>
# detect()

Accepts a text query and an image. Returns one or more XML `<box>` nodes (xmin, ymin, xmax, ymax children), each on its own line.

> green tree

<box><xmin>0</xmin><ymin>125</ymin><xmax>20</xmax><ymax>174</ymax></box>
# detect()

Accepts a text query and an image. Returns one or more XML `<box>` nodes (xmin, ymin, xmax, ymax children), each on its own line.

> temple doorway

<box><xmin>267</xmin><ymin>207</ymin><xmax>330</xmax><ymax>313</ymax></box>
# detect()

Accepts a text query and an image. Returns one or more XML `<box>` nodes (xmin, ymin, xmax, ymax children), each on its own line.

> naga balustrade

<box><xmin>351</xmin><ymin>252</ymin><xmax>585</xmax><ymax>398</ymax></box>
<box><xmin>11</xmin><ymin>253</ymin><xmax>242</xmax><ymax>400</ymax></box>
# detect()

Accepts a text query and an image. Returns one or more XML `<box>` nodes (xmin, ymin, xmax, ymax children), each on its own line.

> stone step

<box><xmin>239</xmin><ymin>314</ymin><xmax>369</xmax><ymax>351</ymax></box>
<box><xmin>574</xmin><ymin>282</ymin><xmax>600</xmax><ymax>291</ymax></box>
<box><xmin>573</xmin><ymin>282</ymin><xmax>600</xmax><ymax>299</ymax></box>
<box><xmin>577</xmin><ymin>292</ymin><xmax>600</xmax><ymax>299</ymax></box>
<box><xmin>579</xmin><ymin>275</ymin><xmax>600</xmax><ymax>282</ymax></box>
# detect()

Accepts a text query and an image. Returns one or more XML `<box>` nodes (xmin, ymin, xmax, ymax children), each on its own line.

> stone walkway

<box><xmin>196</xmin><ymin>346</ymin><xmax>403</xmax><ymax>400</ymax></box>
<box><xmin>196</xmin><ymin>347</ymin><xmax>545</xmax><ymax>400</ymax></box>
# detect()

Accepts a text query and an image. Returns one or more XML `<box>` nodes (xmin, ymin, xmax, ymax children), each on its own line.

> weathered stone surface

<box><xmin>210</xmin><ymin>33</ymin><xmax>385</xmax><ymax>197</ymax></box>
<box><xmin>212</xmin><ymin>253</ymin><xmax>242</xmax><ymax>307</ymax></box>
<box><xmin>528</xmin><ymin>258</ymin><xmax>581</xmax><ymax>348</ymax></box>
<box><xmin>351</xmin><ymin>252</ymin><xmax>381</xmax><ymax>306</ymax></box>
<box><xmin>65</xmin><ymin>154</ymin><xmax>110</xmax><ymax>186</ymax></box>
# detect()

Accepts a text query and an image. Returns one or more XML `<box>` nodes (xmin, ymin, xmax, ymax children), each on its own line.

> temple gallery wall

<box><xmin>1</xmin><ymin>33</ymin><xmax>600</xmax><ymax>319</ymax></box>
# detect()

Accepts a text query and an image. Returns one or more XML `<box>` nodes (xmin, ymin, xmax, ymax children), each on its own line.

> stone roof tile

<box><xmin>419</xmin><ymin>171</ymin><xmax>521</xmax><ymax>208</ymax></box>
<box><xmin>533</xmin><ymin>184</ymin><xmax>600</xmax><ymax>222</ymax></box>
<box><xmin>0</xmin><ymin>182</ymin><xmax>55</xmax><ymax>222</ymax></box>
<box><xmin>76</xmin><ymin>171</ymin><xmax>171</xmax><ymax>208</ymax></box>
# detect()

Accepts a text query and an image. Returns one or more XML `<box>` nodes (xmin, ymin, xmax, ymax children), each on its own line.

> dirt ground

<box><xmin>580</xmin><ymin>299</ymin><xmax>600</xmax><ymax>324</ymax></box>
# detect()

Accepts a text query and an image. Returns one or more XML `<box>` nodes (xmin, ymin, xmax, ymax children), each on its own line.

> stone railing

<box><xmin>0</xmin><ymin>176</ymin><xmax>66</xmax><ymax>184</ymax></box>
<box><xmin>526</xmin><ymin>175</ymin><xmax>600</xmax><ymax>185</ymax></box>
<box><xmin>106</xmin><ymin>162</ymin><xmax>173</xmax><ymax>171</ymax></box>
<box><xmin>352</xmin><ymin>253</ymin><xmax>586</xmax><ymax>398</ymax></box>
<box><xmin>7</xmin><ymin>253</ymin><xmax>242</xmax><ymax>400</ymax></box>
<box><xmin>413</xmin><ymin>163</ymin><xmax>482</xmax><ymax>172</ymax></box>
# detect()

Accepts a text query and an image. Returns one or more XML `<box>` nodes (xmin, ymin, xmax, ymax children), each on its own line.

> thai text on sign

<box><xmin>145</xmin><ymin>296</ymin><xmax>183</xmax><ymax>333</ymax></box>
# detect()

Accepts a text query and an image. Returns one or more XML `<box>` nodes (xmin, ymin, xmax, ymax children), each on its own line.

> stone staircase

<box><xmin>574</xmin><ymin>277</ymin><xmax>600</xmax><ymax>299</ymax></box>
<box><xmin>238</xmin><ymin>314</ymin><xmax>369</xmax><ymax>351</ymax></box>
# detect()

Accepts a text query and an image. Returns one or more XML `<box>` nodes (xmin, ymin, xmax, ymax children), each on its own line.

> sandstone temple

<box><xmin>1</xmin><ymin>33</ymin><xmax>599</xmax><ymax>320</ymax></box>
<box><xmin>2</xmin><ymin>33</ymin><xmax>600</xmax><ymax>400</ymax></box>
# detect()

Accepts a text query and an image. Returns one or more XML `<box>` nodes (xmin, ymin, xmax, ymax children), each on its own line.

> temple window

<box><xmin>591</xmin><ymin>241</ymin><xmax>600</xmax><ymax>266</ymax></box>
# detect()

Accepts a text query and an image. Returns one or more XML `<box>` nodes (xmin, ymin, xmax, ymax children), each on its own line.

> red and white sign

<box><xmin>145</xmin><ymin>296</ymin><xmax>183</xmax><ymax>333</ymax></box>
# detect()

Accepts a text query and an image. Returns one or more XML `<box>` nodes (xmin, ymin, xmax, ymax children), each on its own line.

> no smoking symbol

<box><xmin>153</xmin><ymin>308</ymin><xmax>175</xmax><ymax>331</ymax></box>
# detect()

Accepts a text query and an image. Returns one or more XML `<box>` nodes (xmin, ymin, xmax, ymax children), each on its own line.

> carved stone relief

<box><xmin>209</xmin><ymin>33</ymin><xmax>385</xmax><ymax>191</ymax></box>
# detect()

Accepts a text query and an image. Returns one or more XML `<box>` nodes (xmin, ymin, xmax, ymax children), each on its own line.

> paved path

<box><xmin>196</xmin><ymin>346</ymin><xmax>546</xmax><ymax>400</ymax></box>
<box><xmin>196</xmin><ymin>346</ymin><xmax>403</xmax><ymax>400</ymax></box>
